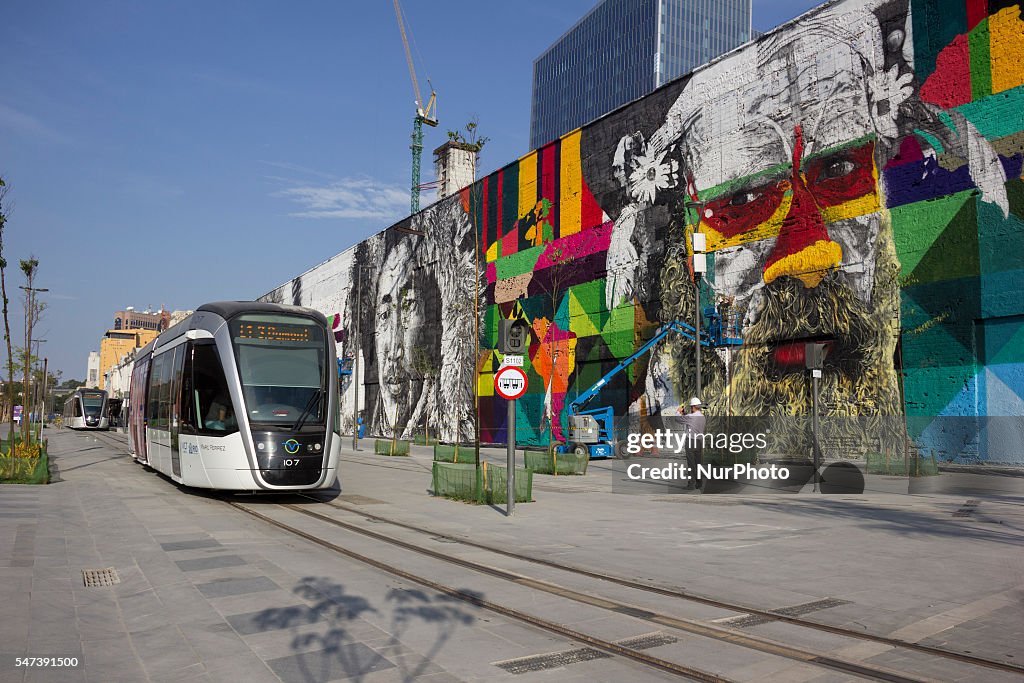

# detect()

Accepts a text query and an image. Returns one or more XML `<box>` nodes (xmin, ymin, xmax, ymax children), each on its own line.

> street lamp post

<box><xmin>31</xmin><ymin>339</ymin><xmax>46</xmax><ymax>438</ymax></box>
<box><xmin>352</xmin><ymin>265</ymin><xmax>365</xmax><ymax>451</ymax></box>
<box><xmin>686</xmin><ymin>201</ymin><xmax>706</xmax><ymax>400</ymax></box>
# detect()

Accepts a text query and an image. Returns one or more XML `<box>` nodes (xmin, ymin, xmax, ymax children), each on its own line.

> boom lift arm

<box><xmin>563</xmin><ymin>317</ymin><xmax>741</xmax><ymax>458</ymax></box>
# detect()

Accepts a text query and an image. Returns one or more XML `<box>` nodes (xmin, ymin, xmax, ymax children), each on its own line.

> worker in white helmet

<box><xmin>678</xmin><ymin>397</ymin><xmax>706</xmax><ymax>490</ymax></box>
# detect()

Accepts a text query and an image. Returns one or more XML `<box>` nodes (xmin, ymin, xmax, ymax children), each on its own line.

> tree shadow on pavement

<box><xmin>248</xmin><ymin>576</ymin><xmax>475</xmax><ymax>683</ymax></box>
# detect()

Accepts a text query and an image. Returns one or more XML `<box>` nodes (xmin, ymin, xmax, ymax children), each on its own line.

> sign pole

<box><xmin>507</xmin><ymin>397</ymin><xmax>515</xmax><ymax>516</ymax></box>
<box><xmin>494</xmin><ymin>361</ymin><xmax>527</xmax><ymax>519</ymax></box>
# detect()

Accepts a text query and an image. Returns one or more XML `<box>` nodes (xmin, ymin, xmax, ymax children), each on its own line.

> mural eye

<box><xmin>820</xmin><ymin>158</ymin><xmax>855</xmax><ymax>180</ymax></box>
<box><xmin>728</xmin><ymin>190</ymin><xmax>759</xmax><ymax>207</ymax></box>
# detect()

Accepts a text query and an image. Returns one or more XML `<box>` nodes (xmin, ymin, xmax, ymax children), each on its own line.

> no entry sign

<box><xmin>494</xmin><ymin>366</ymin><xmax>528</xmax><ymax>400</ymax></box>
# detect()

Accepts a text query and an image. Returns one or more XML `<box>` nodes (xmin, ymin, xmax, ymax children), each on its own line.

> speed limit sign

<box><xmin>494</xmin><ymin>366</ymin><xmax>528</xmax><ymax>400</ymax></box>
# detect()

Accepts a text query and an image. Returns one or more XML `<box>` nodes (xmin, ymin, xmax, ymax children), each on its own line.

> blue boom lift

<box><xmin>562</xmin><ymin>308</ymin><xmax>742</xmax><ymax>458</ymax></box>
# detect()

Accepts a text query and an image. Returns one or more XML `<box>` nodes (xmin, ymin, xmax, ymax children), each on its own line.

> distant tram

<box><xmin>63</xmin><ymin>388</ymin><xmax>110</xmax><ymax>430</ymax></box>
<box><xmin>128</xmin><ymin>301</ymin><xmax>341</xmax><ymax>491</ymax></box>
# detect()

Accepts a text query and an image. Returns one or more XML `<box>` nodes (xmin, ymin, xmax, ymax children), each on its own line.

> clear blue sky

<box><xmin>1</xmin><ymin>0</ymin><xmax>821</xmax><ymax>382</ymax></box>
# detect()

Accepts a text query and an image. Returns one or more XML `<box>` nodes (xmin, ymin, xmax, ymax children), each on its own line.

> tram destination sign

<box><xmin>494</xmin><ymin>366</ymin><xmax>528</xmax><ymax>400</ymax></box>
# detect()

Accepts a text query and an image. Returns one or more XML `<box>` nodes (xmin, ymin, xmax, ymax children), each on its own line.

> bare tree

<box><xmin>534</xmin><ymin>242</ymin><xmax>580</xmax><ymax>452</ymax></box>
<box><xmin>0</xmin><ymin>178</ymin><xmax>14</xmax><ymax>445</ymax></box>
<box><xmin>20</xmin><ymin>257</ymin><xmax>43</xmax><ymax>442</ymax></box>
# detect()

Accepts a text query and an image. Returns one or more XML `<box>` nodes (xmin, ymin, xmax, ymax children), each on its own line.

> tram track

<box><xmin>81</xmin><ymin>430</ymin><xmax>1022</xmax><ymax>681</ymax></box>
<box><xmin>300</xmin><ymin>493</ymin><xmax>1024</xmax><ymax>678</ymax></box>
<box><xmin>260</xmin><ymin>499</ymin><xmax>950</xmax><ymax>683</ymax></box>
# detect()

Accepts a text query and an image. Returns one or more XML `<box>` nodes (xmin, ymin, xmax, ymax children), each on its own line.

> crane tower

<box><xmin>393</xmin><ymin>0</ymin><xmax>438</xmax><ymax>214</ymax></box>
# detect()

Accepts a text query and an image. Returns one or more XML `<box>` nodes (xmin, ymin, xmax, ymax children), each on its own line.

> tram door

<box><xmin>147</xmin><ymin>344</ymin><xmax>186</xmax><ymax>478</ymax></box>
<box><xmin>168</xmin><ymin>344</ymin><xmax>184</xmax><ymax>478</ymax></box>
<box><xmin>130</xmin><ymin>356</ymin><xmax>151</xmax><ymax>463</ymax></box>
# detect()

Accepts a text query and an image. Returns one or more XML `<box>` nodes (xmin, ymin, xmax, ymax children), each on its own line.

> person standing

<box><xmin>678</xmin><ymin>397</ymin><xmax>705</xmax><ymax>489</ymax></box>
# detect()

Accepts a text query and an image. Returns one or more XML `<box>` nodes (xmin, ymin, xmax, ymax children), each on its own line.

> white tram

<box><xmin>128</xmin><ymin>302</ymin><xmax>341</xmax><ymax>491</ymax></box>
<box><xmin>63</xmin><ymin>388</ymin><xmax>110</xmax><ymax>429</ymax></box>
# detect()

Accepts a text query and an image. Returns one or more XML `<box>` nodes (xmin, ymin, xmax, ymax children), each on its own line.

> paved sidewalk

<box><xmin>1</xmin><ymin>429</ymin><xmax>1022</xmax><ymax>682</ymax></box>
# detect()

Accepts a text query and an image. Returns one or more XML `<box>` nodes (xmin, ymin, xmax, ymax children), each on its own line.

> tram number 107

<box><xmin>284</xmin><ymin>459</ymin><xmax>300</xmax><ymax>467</ymax></box>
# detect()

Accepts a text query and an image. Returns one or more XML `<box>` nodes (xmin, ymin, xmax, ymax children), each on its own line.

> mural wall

<box><xmin>261</xmin><ymin>0</ymin><xmax>1024</xmax><ymax>463</ymax></box>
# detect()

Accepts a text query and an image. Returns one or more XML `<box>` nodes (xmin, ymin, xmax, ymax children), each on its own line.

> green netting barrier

<box><xmin>524</xmin><ymin>450</ymin><xmax>588</xmax><ymax>475</ymax></box>
<box><xmin>866</xmin><ymin>451</ymin><xmax>904</xmax><ymax>475</ymax></box>
<box><xmin>412</xmin><ymin>433</ymin><xmax>437</xmax><ymax>446</ymax></box>
<box><xmin>910</xmin><ymin>453</ymin><xmax>939</xmax><ymax>477</ymax></box>
<box><xmin>374</xmin><ymin>439</ymin><xmax>410</xmax><ymax>456</ymax></box>
<box><xmin>431</xmin><ymin>462</ymin><xmax>533</xmax><ymax>504</ymax></box>
<box><xmin>865</xmin><ymin>451</ymin><xmax>938</xmax><ymax>476</ymax></box>
<box><xmin>432</xmin><ymin>444</ymin><xmax>475</xmax><ymax>464</ymax></box>
<box><xmin>703</xmin><ymin>449</ymin><xmax>758</xmax><ymax>468</ymax></box>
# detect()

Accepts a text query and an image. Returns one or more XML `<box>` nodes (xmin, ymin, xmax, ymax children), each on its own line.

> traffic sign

<box><xmin>494</xmin><ymin>366</ymin><xmax>528</xmax><ymax>400</ymax></box>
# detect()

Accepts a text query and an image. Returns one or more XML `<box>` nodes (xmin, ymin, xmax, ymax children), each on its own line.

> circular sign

<box><xmin>494</xmin><ymin>366</ymin><xmax>529</xmax><ymax>400</ymax></box>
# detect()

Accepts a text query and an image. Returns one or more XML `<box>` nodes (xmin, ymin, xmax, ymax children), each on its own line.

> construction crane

<box><xmin>393</xmin><ymin>0</ymin><xmax>438</xmax><ymax>214</ymax></box>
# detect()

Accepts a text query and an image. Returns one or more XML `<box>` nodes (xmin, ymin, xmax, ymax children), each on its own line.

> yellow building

<box><xmin>98</xmin><ymin>329</ymin><xmax>158</xmax><ymax>390</ymax></box>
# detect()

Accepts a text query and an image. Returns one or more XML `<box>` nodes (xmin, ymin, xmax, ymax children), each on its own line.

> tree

<box><xmin>446</xmin><ymin>119</ymin><xmax>489</xmax><ymax>154</ymax></box>
<box><xmin>19</xmin><ymin>257</ymin><xmax>43</xmax><ymax>441</ymax></box>
<box><xmin>532</xmin><ymin>242</ymin><xmax>580</xmax><ymax>452</ymax></box>
<box><xmin>0</xmin><ymin>178</ymin><xmax>14</xmax><ymax>442</ymax></box>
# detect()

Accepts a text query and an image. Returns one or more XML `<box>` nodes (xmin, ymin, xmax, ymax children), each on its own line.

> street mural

<box><xmin>261</xmin><ymin>0</ymin><xmax>1024</xmax><ymax>463</ymax></box>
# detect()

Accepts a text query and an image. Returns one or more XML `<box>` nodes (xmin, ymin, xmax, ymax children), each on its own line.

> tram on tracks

<box><xmin>127</xmin><ymin>301</ymin><xmax>341</xmax><ymax>491</ymax></box>
<box><xmin>63</xmin><ymin>388</ymin><xmax>111</xmax><ymax>429</ymax></box>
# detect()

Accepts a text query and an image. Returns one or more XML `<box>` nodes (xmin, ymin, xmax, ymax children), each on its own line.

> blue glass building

<box><xmin>530</xmin><ymin>0</ymin><xmax>751</xmax><ymax>150</ymax></box>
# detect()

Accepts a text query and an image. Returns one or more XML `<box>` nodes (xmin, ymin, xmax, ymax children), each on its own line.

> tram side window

<box><xmin>148</xmin><ymin>353</ymin><xmax>169</xmax><ymax>429</ymax></box>
<box><xmin>148</xmin><ymin>358</ymin><xmax>163</xmax><ymax>428</ymax></box>
<box><xmin>192</xmin><ymin>344</ymin><xmax>238</xmax><ymax>435</ymax></box>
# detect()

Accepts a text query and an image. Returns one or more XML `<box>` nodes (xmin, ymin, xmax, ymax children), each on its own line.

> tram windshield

<box><xmin>230</xmin><ymin>314</ymin><xmax>327</xmax><ymax>426</ymax></box>
<box><xmin>81</xmin><ymin>392</ymin><xmax>106</xmax><ymax>418</ymax></box>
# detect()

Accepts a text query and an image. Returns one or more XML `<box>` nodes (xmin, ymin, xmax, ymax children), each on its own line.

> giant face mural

<box><xmin>260</xmin><ymin>0</ymin><xmax>1023</xmax><ymax>462</ymax></box>
<box><xmin>606</xmin><ymin>0</ymin><xmax>1012</xmax><ymax>454</ymax></box>
<box><xmin>372</xmin><ymin>238</ymin><xmax>437</xmax><ymax>437</ymax></box>
<box><xmin>608</xmin><ymin>5</ymin><xmax>912</xmax><ymax>445</ymax></box>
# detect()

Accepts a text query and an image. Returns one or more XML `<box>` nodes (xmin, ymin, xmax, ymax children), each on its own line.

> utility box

<box><xmin>805</xmin><ymin>342</ymin><xmax>827</xmax><ymax>370</ymax></box>
<box><xmin>499</xmin><ymin>319</ymin><xmax>530</xmax><ymax>355</ymax></box>
<box><xmin>568</xmin><ymin>415</ymin><xmax>600</xmax><ymax>444</ymax></box>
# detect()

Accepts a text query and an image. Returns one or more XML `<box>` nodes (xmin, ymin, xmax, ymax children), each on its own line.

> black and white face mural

<box><xmin>369</xmin><ymin>234</ymin><xmax>442</xmax><ymax>437</ymax></box>
<box><xmin>262</xmin><ymin>194</ymin><xmax>479</xmax><ymax>443</ymax></box>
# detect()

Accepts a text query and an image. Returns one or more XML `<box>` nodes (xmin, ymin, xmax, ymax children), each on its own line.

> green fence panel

<box><xmin>524</xmin><ymin>450</ymin><xmax>588</xmax><ymax>475</ymax></box>
<box><xmin>433</xmin><ymin>444</ymin><xmax>458</xmax><ymax>462</ymax></box>
<box><xmin>432</xmin><ymin>462</ymin><xmax>481</xmax><ymax>502</ymax></box>
<box><xmin>432</xmin><ymin>462</ymin><xmax>533</xmax><ymax>503</ymax></box>
<box><xmin>481</xmin><ymin>464</ymin><xmax>533</xmax><ymax>503</ymax></box>
<box><xmin>375</xmin><ymin>439</ymin><xmax>410</xmax><ymax>456</ymax></box>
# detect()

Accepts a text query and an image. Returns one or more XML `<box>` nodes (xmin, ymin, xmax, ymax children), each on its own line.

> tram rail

<box><xmin>82</xmin><ymin>429</ymin><xmax>1021</xmax><ymax>682</ymax></box>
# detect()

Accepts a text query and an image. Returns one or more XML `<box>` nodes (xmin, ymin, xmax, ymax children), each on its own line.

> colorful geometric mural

<box><xmin>261</xmin><ymin>0</ymin><xmax>1024</xmax><ymax>464</ymax></box>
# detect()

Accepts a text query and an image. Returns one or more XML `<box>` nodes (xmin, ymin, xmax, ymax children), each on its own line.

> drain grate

<box><xmin>494</xmin><ymin>632</ymin><xmax>678</xmax><ymax>674</ymax></box>
<box><xmin>952</xmin><ymin>500</ymin><xmax>980</xmax><ymax>517</ymax></box>
<box><xmin>495</xmin><ymin>647</ymin><xmax>610</xmax><ymax>674</ymax></box>
<box><xmin>82</xmin><ymin>567</ymin><xmax>120</xmax><ymax>587</ymax></box>
<box><xmin>616</xmin><ymin>632</ymin><xmax>678</xmax><ymax>650</ymax></box>
<box><xmin>721</xmin><ymin>598</ymin><xmax>851</xmax><ymax>628</ymax></box>
<box><xmin>337</xmin><ymin>494</ymin><xmax>386</xmax><ymax>505</ymax></box>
